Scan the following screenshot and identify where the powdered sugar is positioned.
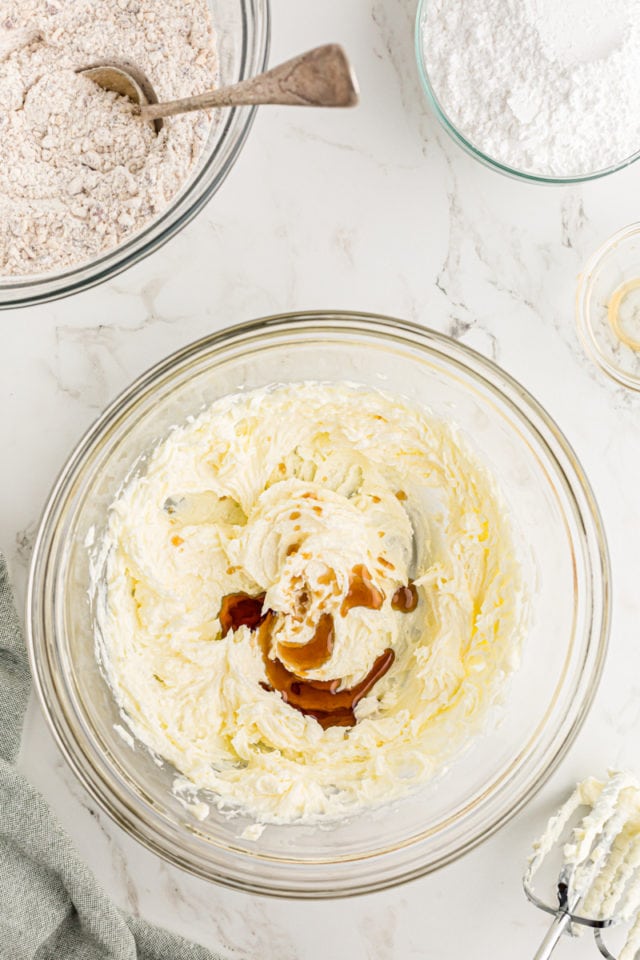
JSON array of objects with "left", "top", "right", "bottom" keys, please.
[
  {"left": 422, "top": 0, "right": 640, "bottom": 177},
  {"left": 0, "top": 0, "right": 217, "bottom": 276}
]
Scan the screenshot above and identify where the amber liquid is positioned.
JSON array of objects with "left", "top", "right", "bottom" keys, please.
[
  {"left": 217, "top": 569, "right": 416, "bottom": 730},
  {"left": 391, "top": 582, "right": 418, "bottom": 613},
  {"left": 260, "top": 613, "right": 394, "bottom": 729},
  {"left": 340, "top": 564, "right": 385, "bottom": 616},
  {"left": 218, "top": 592, "right": 267, "bottom": 638},
  {"left": 279, "top": 612, "right": 335, "bottom": 671}
]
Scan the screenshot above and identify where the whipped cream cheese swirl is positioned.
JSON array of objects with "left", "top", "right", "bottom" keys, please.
[{"left": 97, "top": 382, "right": 525, "bottom": 822}]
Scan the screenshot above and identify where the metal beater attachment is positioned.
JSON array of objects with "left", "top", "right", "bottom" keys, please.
[{"left": 523, "top": 772, "right": 640, "bottom": 960}]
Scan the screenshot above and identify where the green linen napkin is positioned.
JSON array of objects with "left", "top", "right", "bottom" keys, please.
[{"left": 0, "top": 555, "right": 221, "bottom": 960}]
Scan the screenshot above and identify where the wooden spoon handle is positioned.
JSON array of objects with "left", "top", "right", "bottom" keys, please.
[{"left": 141, "top": 44, "right": 358, "bottom": 121}]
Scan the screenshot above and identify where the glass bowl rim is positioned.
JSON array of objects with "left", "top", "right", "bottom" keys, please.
[
  {"left": 26, "top": 310, "right": 611, "bottom": 897},
  {"left": 414, "top": 0, "right": 640, "bottom": 185},
  {"left": 0, "top": 0, "right": 271, "bottom": 309},
  {"left": 576, "top": 221, "right": 640, "bottom": 391}
]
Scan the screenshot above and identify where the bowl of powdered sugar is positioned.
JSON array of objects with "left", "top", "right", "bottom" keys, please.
[
  {"left": 0, "top": 0, "right": 268, "bottom": 307},
  {"left": 416, "top": 0, "right": 640, "bottom": 182}
]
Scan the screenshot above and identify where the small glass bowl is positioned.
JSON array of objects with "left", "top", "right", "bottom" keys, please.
[
  {"left": 414, "top": 0, "right": 640, "bottom": 184},
  {"left": 577, "top": 223, "right": 640, "bottom": 391},
  {"left": 0, "top": 0, "right": 269, "bottom": 309},
  {"left": 27, "top": 312, "right": 610, "bottom": 897}
]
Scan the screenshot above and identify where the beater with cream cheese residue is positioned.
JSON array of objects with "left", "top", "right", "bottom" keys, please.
[
  {"left": 95, "top": 382, "right": 526, "bottom": 822},
  {"left": 526, "top": 773, "right": 640, "bottom": 960}
]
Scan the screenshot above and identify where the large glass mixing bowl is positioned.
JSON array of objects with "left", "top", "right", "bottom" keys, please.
[
  {"left": 0, "top": 0, "right": 269, "bottom": 309},
  {"left": 27, "top": 312, "right": 609, "bottom": 897}
]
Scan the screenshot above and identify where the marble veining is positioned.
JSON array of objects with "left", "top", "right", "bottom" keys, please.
[{"left": 3, "top": 0, "right": 640, "bottom": 956}]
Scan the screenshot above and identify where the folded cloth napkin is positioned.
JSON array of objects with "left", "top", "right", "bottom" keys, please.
[{"left": 0, "top": 555, "right": 220, "bottom": 960}]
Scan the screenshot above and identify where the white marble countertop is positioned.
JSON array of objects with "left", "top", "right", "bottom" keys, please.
[{"left": 3, "top": 1, "right": 640, "bottom": 957}]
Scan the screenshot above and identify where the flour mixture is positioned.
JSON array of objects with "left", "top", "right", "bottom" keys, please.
[
  {"left": 0, "top": 0, "right": 216, "bottom": 275},
  {"left": 96, "top": 382, "right": 526, "bottom": 823}
]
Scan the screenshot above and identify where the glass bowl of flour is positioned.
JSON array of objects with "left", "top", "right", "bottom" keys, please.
[
  {"left": 27, "top": 312, "right": 609, "bottom": 896},
  {"left": 0, "top": 0, "right": 269, "bottom": 308},
  {"left": 416, "top": 0, "right": 640, "bottom": 182}
]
